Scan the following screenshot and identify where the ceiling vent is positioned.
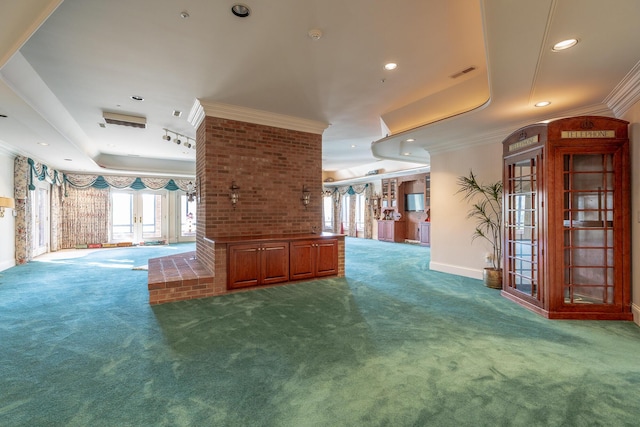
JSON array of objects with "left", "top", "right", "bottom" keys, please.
[
  {"left": 102, "top": 112, "right": 146, "bottom": 129},
  {"left": 450, "top": 66, "right": 477, "bottom": 79}
]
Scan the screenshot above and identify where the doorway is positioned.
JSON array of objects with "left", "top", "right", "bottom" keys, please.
[{"left": 111, "top": 190, "right": 166, "bottom": 243}]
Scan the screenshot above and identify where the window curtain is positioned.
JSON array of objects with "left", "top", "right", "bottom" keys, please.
[
  {"left": 13, "top": 157, "right": 66, "bottom": 263},
  {"left": 332, "top": 183, "right": 373, "bottom": 238},
  {"left": 13, "top": 156, "right": 32, "bottom": 264},
  {"left": 59, "top": 186, "right": 110, "bottom": 249}
]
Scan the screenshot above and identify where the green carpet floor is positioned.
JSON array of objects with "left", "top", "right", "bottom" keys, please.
[{"left": 1, "top": 238, "right": 639, "bottom": 426}]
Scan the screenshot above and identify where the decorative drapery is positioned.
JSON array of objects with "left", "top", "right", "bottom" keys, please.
[
  {"left": 28, "top": 158, "right": 64, "bottom": 190},
  {"left": 59, "top": 186, "right": 110, "bottom": 249},
  {"left": 326, "top": 183, "right": 373, "bottom": 238},
  {"left": 64, "top": 174, "right": 194, "bottom": 192},
  {"left": 14, "top": 156, "right": 32, "bottom": 264}
]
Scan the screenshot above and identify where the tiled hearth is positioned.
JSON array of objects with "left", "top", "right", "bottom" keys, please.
[{"left": 147, "top": 251, "right": 218, "bottom": 305}]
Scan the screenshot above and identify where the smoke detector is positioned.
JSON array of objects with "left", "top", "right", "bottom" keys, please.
[{"left": 308, "top": 29, "right": 322, "bottom": 40}]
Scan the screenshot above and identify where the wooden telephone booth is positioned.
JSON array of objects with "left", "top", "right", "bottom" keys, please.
[{"left": 502, "top": 116, "right": 632, "bottom": 320}]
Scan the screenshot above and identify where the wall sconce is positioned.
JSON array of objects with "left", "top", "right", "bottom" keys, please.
[
  {"left": 229, "top": 181, "right": 240, "bottom": 208},
  {"left": 0, "top": 197, "right": 15, "bottom": 218},
  {"left": 185, "top": 181, "right": 197, "bottom": 202},
  {"left": 301, "top": 186, "right": 311, "bottom": 209}
]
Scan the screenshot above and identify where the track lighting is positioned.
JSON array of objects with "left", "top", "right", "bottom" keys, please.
[{"left": 162, "top": 128, "right": 196, "bottom": 150}]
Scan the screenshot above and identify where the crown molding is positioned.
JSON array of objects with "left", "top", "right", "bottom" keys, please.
[
  {"left": 188, "top": 99, "right": 329, "bottom": 135},
  {"left": 604, "top": 60, "right": 640, "bottom": 118}
]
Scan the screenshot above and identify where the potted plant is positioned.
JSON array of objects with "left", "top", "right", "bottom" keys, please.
[{"left": 457, "top": 170, "right": 503, "bottom": 289}]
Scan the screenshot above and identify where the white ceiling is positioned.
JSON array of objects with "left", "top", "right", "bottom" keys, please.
[{"left": 0, "top": 0, "right": 639, "bottom": 179}]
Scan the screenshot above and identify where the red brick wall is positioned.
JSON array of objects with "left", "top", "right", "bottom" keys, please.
[
  {"left": 196, "top": 116, "right": 325, "bottom": 270},
  {"left": 196, "top": 116, "right": 323, "bottom": 242}
]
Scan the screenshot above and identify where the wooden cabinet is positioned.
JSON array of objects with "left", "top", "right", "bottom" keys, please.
[
  {"left": 377, "top": 220, "right": 406, "bottom": 242},
  {"left": 502, "top": 116, "right": 631, "bottom": 320},
  {"left": 227, "top": 235, "right": 341, "bottom": 290},
  {"left": 290, "top": 238, "right": 338, "bottom": 280},
  {"left": 419, "top": 222, "right": 430, "bottom": 246},
  {"left": 381, "top": 178, "right": 398, "bottom": 211},
  {"left": 228, "top": 241, "right": 289, "bottom": 289}
]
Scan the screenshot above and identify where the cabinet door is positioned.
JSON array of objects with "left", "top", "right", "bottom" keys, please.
[
  {"left": 261, "top": 242, "right": 289, "bottom": 284},
  {"left": 290, "top": 240, "right": 315, "bottom": 280},
  {"left": 228, "top": 243, "right": 260, "bottom": 289},
  {"left": 315, "top": 239, "right": 338, "bottom": 276},
  {"left": 383, "top": 221, "right": 394, "bottom": 241},
  {"left": 377, "top": 221, "right": 386, "bottom": 241},
  {"left": 420, "top": 222, "right": 430, "bottom": 246}
]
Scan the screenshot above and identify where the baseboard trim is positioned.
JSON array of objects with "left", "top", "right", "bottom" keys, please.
[
  {"left": 632, "top": 303, "right": 640, "bottom": 327},
  {"left": 429, "top": 261, "right": 482, "bottom": 280},
  {"left": 0, "top": 259, "right": 16, "bottom": 272}
]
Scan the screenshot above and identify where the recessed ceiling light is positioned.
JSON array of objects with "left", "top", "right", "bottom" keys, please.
[
  {"left": 351, "top": 144, "right": 357, "bottom": 148},
  {"left": 535, "top": 101, "right": 551, "bottom": 107},
  {"left": 231, "top": 4, "right": 250, "bottom": 17},
  {"left": 406, "top": 138, "right": 415, "bottom": 142},
  {"left": 552, "top": 39, "right": 578, "bottom": 52},
  {"left": 403, "top": 152, "right": 412, "bottom": 156},
  {"left": 64, "top": 158, "right": 72, "bottom": 161},
  {"left": 130, "top": 95, "right": 144, "bottom": 101},
  {"left": 37, "top": 142, "right": 49, "bottom": 146},
  {"left": 172, "top": 110, "right": 182, "bottom": 117},
  {"left": 384, "top": 63, "right": 397, "bottom": 71},
  {"left": 180, "top": 11, "right": 190, "bottom": 19}
]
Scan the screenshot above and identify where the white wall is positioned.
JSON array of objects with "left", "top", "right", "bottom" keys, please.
[
  {"left": 429, "top": 141, "right": 503, "bottom": 279},
  {"left": 621, "top": 102, "right": 640, "bottom": 326},
  {"left": 0, "top": 150, "right": 15, "bottom": 271}
]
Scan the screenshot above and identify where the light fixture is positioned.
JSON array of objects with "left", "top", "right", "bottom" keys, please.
[
  {"left": 130, "top": 95, "right": 144, "bottom": 101},
  {"left": 535, "top": 101, "right": 551, "bottom": 107},
  {"left": 229, "top": 181, "right": 240, "bottom": 208},
  {"left": 552, "top": 38, "right": 578, "bottom": 51},
  {"left": 231, "top": 4, "right": 250, "bottom": 17},
  {"left": 186, "top": 181, "right": 197, "bottom": 202},
  {"left": 301, "top": 186, "right": 311, "bottom": 209},
  {"left": 0, "top": 197, "right": 15, "bottom": 218},
  {"left": 162, "top": 128, "right": 196, "bottom": 149},
  {"left": 384, "top": 63, "right": 398, "bottom": 71},
  {"left": 308, "top": 29, "right": 322, "bottom": 40},
  {"left": 405, "top": 138, "right": 415, "bottom": 142}
]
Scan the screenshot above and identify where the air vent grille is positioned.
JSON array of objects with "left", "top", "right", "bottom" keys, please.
[
  {"left": 102, "top": 112, "right": 146, "bottom": 128},
  {"left": 450, "top": 66, "right": 477, "bottom": 79}
]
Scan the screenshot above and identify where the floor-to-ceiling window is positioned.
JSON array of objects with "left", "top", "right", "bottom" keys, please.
[
  {"left": 178, "top": 193, "right": 197, "bottom": 241},
  {"left": 323, "top": 194, "right": 333, "bottom": 231},
  {"left": 31, "top": 180, "right": 50, "bottom": 257},
  {"left": 111, "top": 190, "right": 166, "bottom": 243}
]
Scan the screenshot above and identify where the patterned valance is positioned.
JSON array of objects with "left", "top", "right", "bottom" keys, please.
[
  {"left": 64, "top": 174, "right": 195, "bottom": 192},
  {"left": 332, "top": 183, "right": 369, "bottom": 195},
  {"left": 28, "top": 158, "right": 63, "bottom": 190}
]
